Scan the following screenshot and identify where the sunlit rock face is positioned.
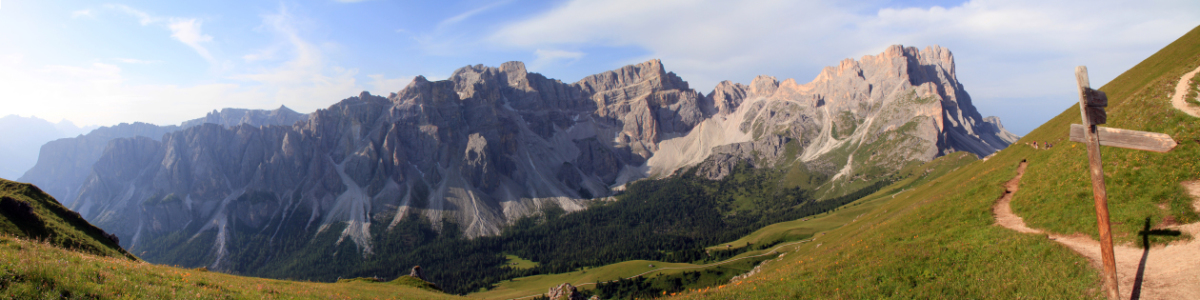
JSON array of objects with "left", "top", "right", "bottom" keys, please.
[
  {"left": 66, "top": 45, "right": 1015, "bottom": 270},
  {"left": 685, "top": 45, "right": 1019, "bottom": 180}
]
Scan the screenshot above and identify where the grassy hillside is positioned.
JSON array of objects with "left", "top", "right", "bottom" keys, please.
[
  {"left": 709, "top": 152, "right": 978, "bottom": 252},
  {"left": 1013, "top": 25, "right": 1200, "bottom": 244},
  {"left": 468, "top": 152, "right": 977, "bottom": 299},
  {"left": 0, "top": 179, "right": 134, "bottom": 260},
  {"left": 672, "top": 25, "right": 1200, "bottom": 299},
  {"left": 0, "top": 234, "right": 462, "bottom": 299}
]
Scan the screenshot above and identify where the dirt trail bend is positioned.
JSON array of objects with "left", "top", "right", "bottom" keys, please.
[
  {"left": 993, "top": 161, "right": 1200, "bottom": 300},
  {"left": 1170, "top": 64, "right": 1200, "bottom": 117}
]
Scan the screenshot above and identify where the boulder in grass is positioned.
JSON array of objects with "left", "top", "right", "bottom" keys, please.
[{"left": 548, "top": 283, "right": 585, "bottom": 300}]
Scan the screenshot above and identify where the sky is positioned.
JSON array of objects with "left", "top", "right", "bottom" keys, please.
[{"left": 0, "top": 0, "right": 1197, "bottom": 135}]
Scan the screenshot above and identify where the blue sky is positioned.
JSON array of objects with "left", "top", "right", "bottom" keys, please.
[{"left": 0, "top": 0, "right": 1197, "bottom": 135}]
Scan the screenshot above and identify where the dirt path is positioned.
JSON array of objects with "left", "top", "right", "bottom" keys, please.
[
  {"left": 993, "top": 161, "right": 1200, "bottom": 300},
  {"left": 1170, "top": 65, "right": 1200, "bottom": 118}
]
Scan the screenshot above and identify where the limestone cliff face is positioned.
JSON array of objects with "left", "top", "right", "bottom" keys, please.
[
  {"left": 66, "top": 45, "right": 1015, "bottom": 270},
  {"left": 681, "top": 45, "right": 1019, "bottom": 182}
]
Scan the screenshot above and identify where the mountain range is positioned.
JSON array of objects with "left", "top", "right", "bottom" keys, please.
[
  {"left": 18, "top": 106, "right": 308, "bottom": 209},
  {"left": 24, "top": 45, "right": 1015, "bottom": 274}
]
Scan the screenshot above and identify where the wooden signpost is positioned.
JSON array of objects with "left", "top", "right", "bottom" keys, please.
[
  {"left": 1068, "top": 124, "right": 1177, "bottom": 153},
  {"left": 1070, "top": 66, "right": 1177, "bottom": 300}
]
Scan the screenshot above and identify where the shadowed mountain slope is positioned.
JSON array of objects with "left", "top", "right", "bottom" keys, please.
[
  {"left": 18, "top": 106, "right": 308, "bottom": 208},
  {"left": 0, "top": 178, "right": 134, "bottom": 260}
]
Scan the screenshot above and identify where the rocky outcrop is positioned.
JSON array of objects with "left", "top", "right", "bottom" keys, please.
[
  {"left": 0, "top": 196, "right": 36, "bottom": 222},
  {"left": 694, "top": 135, "right": 790, "bottom": 180},
  {"left": 547, "top": 283, "right": 586, "bottom": 300},
  {"left": 64, "top": 45, "right": 1016, "bottom": 273},
  {"left": 409, "top": 266, "right": 426, "bottom": 281},
  {"left": 709, "top": 81, "right": 748, "bottom": 116}
]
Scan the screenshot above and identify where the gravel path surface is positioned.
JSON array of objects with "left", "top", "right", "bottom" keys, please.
[{"left": 994, "top": 161, "right": 1200, "bottom": 300}]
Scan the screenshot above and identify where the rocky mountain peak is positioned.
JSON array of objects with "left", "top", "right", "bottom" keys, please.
[
  {"left": 678, "top": 44, "right": 1017, "bottom": 180},
  {"left": 576, "top": 59, "right": 688, "bottom": 94},
  {"left": 179, "top": 105, "right": 308, "bottom": 129},
  {"left": 913, "top": 45, "right": 955, "bottom": 77},
  {"left": 498, "top": 61, "right": 535, "bottom": 91},
  {"left": 814, "top": 57, "right": 862, "bottom": 83},
  {"left": 749, "top": 75, "right": 780, "bottom": 98},
  {"left": 708, "top": 80, "right": 749, "bottom": 115},
  {"left": 499, "top": 61, "right": 528, "bottom": 76}
]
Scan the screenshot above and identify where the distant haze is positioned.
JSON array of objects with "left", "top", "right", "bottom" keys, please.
[{"left": 0, "top": 115, "right": 95, "bottom": 180}]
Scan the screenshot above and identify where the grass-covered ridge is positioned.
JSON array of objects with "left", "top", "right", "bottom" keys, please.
[
  {"left": 0, "top": 234, "right": 461, "bottom": 299},
  {"left": 674, "top": 24, "right": 1200, "bottom": 300},
  {"left": 0, "top": 179, "right": 134, "bottom": 260}
]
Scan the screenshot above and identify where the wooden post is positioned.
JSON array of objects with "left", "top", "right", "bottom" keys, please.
[{"left": 1076, "top": 66, "right": 1120, "bottom": 300}]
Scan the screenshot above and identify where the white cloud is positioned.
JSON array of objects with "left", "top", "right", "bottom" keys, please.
[
  {"left": 368, "top": 74, "right": 413, "bottom": 95},
  {"left": 105, "top": 4, "right": 157, "bottom": 25},
  {"left": 489, "top": 0, "right": 1200, "bottom": 134},
  {"left": 40, "top": 63, "right": 124, "bottom": 89},
  {"left": 114, "top": 58, "right": 159, "bottom": 64},
  {"left": 529, "top": 49, "right": 585, "bottom": 70},
  {"left": 0, "top": 54, "right": 264, "bottom": 126},
  {"left": 234, "top": 9, "right": 323, "bottom": 85},
  {"left": 168, "top": 18, "right": 216, "bottom": 63},
  {"left": 100, "top": 5, "right": 217, "bottom": 64},
  {"left": 0, "top": 5, "right": 414, "bottom": 127},
  {"left": 0, "top": 47, "right": 359, "bottom": 127},
  {"left": 241, "top": 45, "right": 281, "bottom": 62},
  {"left": 439, "top": 0, "right": 512, "bottom": 29},
  {"left": 229, "top": 6, "right": 370, "bottom": 110},
  {"left": 489, "top": 0, "right": 857, "bottom": 89},
  {"left": 857, "top": 0, "right": 1200, "bottom": 97},
  {"left": 71, "top": 9, "right": 93, "bottom": 18}
]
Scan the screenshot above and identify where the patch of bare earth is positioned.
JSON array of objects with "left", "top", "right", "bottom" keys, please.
[{"left": 993, "top": 162, "right": 1200, "bottom": 300}]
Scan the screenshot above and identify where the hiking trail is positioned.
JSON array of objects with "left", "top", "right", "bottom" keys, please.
[
  {"left": 1170, "top": 64, "right": 1200, "bottom": 118},
  {"left": 993, "top": 161, "right": 1200, "bottom": 300}
]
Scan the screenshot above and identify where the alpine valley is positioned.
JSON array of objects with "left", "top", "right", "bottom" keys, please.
[{"left": 17, "top": 45, "right": 1018, "bottom": 294}]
